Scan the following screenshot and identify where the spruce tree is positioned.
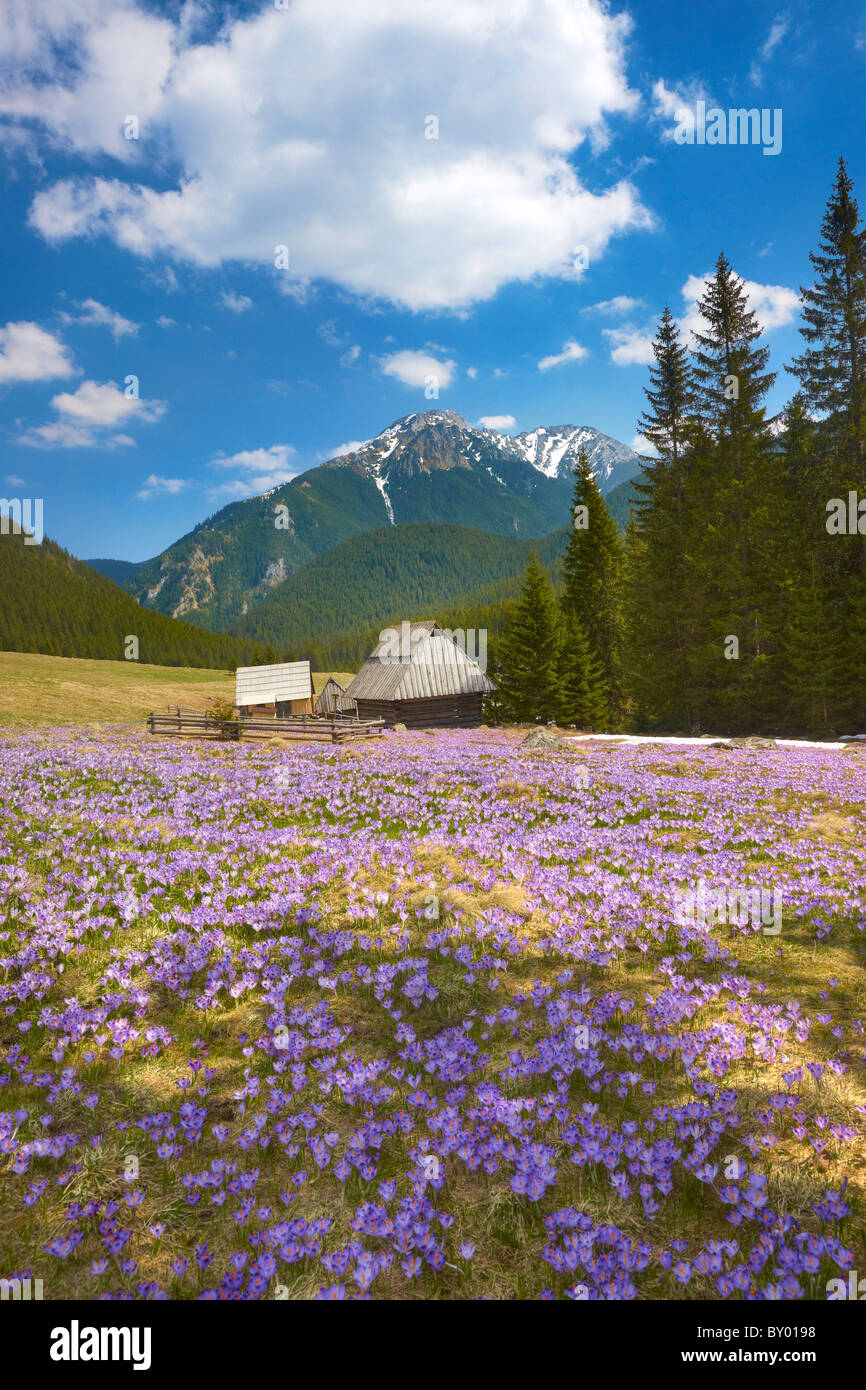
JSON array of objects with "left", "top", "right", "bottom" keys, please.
[
  {"left": 496, "top": 549, "right": 561, "bottom": 723},
  {"left": 561, "top": 449, "right": 624, "bottom": 723},
  {"left": 637, "top": 305, "right": 697, "bottom": 475},
  {"left": 627, "top": 309, "right": 701, "bottom": 730},
  {"left": 787, "top": 161, "right": 866, "bottom": 729},
  {"left": 776, "top": 395, "right": 842, "bottom": 734},
  {"left": 688, "top": 253, "right": 786, "bottom": 731},
  {"left": 557, "top": 619, "right": 608, "bottom": 730},
  {"left": 789, "top": 158, "right": 866, "bottom": 485}
]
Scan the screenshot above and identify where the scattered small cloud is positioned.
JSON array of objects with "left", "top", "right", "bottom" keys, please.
[
  {"left": 156, "top": 315, "right": 176, "bottom": 328},
  {"left": 210, "top": 444, "right": 296, "bottom": 472},
  {"left": 630, "top": 433, "right": 658, "bottom": 456},
  {"left": 21, "top": 421, "right": 136, "bottom": 450},
  {"left": 219, "top": 290, "right": 253, "bottom": 314},
  {"left": 466, "top": 366, "right": 478, "bottom": 379},
  {"left": 478, "top": 415, "right": 516, "bottom": 430},
  {"left": 148, "top": 266, "right": 180, "bottom": 293},
  {"left": 537, "top": 339, "right": 587, "bottom": 371},
  {"left": 603, "top": 325, "right": 655, "bottom": 366},
  {"left": 59, "top": 298, "right": 138, "bottom": 340},
  {"left": 381, "top": 349, "right": 456, "bottom": 390},
  {"left": 18, "top": 379, "right": 166, "bottom": 449},
  {"left": 50, "top": 380, "right": 166, "bottom": 428},
  {"left": 137, "top": 473, "right": 191, "bottom": 500},
  {"left": 651, "top": 77, "right": 713, "bottom": 142},
  {"left": 582, "top": 296, "right": 644, "bottom": 317},
  {"left": 339, "top": 344, "right": 361, "bottom": 366},
  {"left": 0, "top": 321, "right": 77, "bottom": 384},
  {"left": 326, "top": 440, "right": 369, "bottom": 459},
  {"left": 318, "top": 319, "right": 348, "bottom": 347},
  {"left": 208, "top": 443, "right": 297, "bottom": 498},
  {"left": 749, "top": 12, "right": 791, "bottom": 87},
  {"left": 5, "top": 474, "right": 26, "bottom": 487}
]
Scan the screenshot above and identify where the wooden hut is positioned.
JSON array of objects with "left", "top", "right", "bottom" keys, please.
[
  {"left": 314, "top": 676, "right": 357, "bottom": 717},
  {"left": 344, "top": 620, "right": 495, "bottom": 729},
  {"left": 236, "top": 660, "right": 312, "bottom": 717}
]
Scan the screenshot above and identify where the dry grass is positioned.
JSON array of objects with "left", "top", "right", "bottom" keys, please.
[{"left": 0, "top": 652, "right": 354, "bottom": 728}]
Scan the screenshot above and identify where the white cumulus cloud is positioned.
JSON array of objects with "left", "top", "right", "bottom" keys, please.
[
  {"left": 18, "top": 378, "right": 166, "bottom": 448},
  {"left": 603, "top": 325, "right": 655, "bottom": 366},
  {"left": 0, "top": 320, "right": 77, "bottom": 383},
  {"left": 207, "top": 443, "right": 297, "bottom": 499},
  {"left": 538, "top": 339, "right": 587, "bottom": 371},
  {"left": 478, "top": 415, "right": 516, "bottom": 430},
  {"left": 381, "top": 350, "right": 456, "bottom": 390},
  {"left": 9, "top": 0, "right": 650, "bottom": 312}
]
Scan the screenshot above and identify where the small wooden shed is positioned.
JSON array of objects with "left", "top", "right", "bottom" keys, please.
[
  {"left": 314, "top": 676, "right": 357, "bottom": 717},
  {"left": 236, "top": 660, "right": 313, "bottom": 717},
  {"left": 344, "top": 620, "right": 495, "bottom": 729}
]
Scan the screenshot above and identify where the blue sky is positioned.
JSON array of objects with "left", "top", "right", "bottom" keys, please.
[{"left": 1, "top": 0, "right": 864, "bottom": 562}]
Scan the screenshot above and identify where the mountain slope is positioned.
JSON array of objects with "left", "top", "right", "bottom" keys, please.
[
  {"left": 122, "top": 410, "right": 639, "bottom": 630},
  {"left": 229, "top": 520, "right": 570, "bottom": 668},
  {"left": 85, "top": 557, "right": 142, "bottom": 584},
  {"left": 604, "top": 476, "right": 641, "bottom": 530},
  {"left": 0, "top": 530, "right": 273, "bottom": 669}
]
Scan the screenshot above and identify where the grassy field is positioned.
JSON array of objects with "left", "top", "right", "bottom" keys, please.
[{"left": 0, "top": 653, "right": 355, "bottom": 727}]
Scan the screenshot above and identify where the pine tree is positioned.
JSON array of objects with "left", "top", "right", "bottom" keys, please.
[
  {"left": 789, "top": 158, "right": 866, "bottom": 485},
  {"left": 561, "top": 450, "right": 624, "bottom": 723},
  {"left": 496, "top": 549, "right": 561, "bottom": 722}
]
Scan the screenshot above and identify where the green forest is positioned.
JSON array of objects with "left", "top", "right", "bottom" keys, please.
[
  {"left": 0, "top": 531, "right": 279, "bottom": 670},
  {"left": 230, "top": 521, "right": 570, "bottom": 668},
  {"left": 493, "top": 159, "right": 866, "bottom": 738}
]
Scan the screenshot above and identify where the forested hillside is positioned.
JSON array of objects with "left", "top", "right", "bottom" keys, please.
[
  {"left": 230, "top": 521, "right": 570, "bottom": 667},
  {"left": 0, "top": 530, "right": 276, "bottom": 669}
]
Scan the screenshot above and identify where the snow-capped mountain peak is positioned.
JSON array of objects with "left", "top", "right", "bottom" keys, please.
[
  {"left": 318, "top": 409, "right": 640, "bottom": 529},
  {"left": 495, "top": 423, "right": 640, "bottom": 487}
]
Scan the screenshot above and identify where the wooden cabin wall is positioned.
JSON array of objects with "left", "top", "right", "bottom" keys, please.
[{"left": 354, "top": 694, "right": 485, "bottom": 729}]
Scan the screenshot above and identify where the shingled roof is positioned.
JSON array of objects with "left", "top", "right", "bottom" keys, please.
[{"left": 345, "top": 621, "right": 495, "bottom": 701}]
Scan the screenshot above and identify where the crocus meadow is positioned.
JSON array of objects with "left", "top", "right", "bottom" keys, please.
[{"left": 0, "top": 725, "right": 864, "bottom": 1300}]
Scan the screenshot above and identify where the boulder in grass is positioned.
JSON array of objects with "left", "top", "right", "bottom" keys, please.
[
  {"left": 392, "top": 722, "right": 408, "bottom": 733},
  {"left": 522, "top": 726, "right": 561, "bottom": 749},
  {"left": 725, "top": 735, "right": 778, "bottom": 749}
]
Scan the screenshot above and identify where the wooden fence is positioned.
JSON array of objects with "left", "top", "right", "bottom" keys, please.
[{"left": 147, "top": 708, "right": 384, "bottom": 744}]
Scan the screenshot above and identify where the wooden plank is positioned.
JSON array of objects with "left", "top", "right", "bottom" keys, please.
[{"left": 146, "top": 710, "right": 383, "bottom": 742}]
